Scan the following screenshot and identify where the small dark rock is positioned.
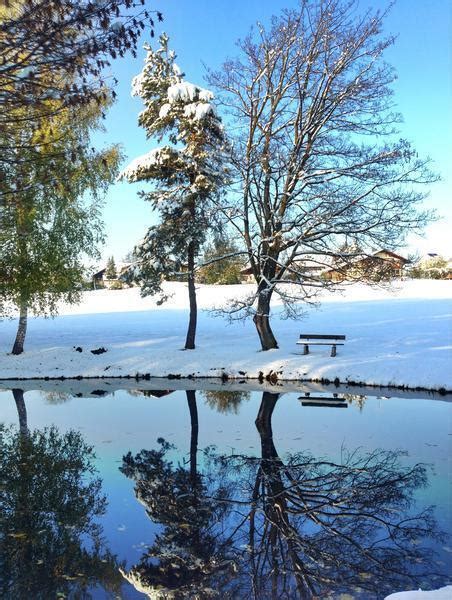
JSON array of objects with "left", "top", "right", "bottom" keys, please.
[
  {"left": 74, "top": 346, "right": 83, "bottom": 353},
  {"left": 91, "top": 390, "right": 107, "bottom": 396},
  {"left": 91, "top": 347, "right": 107, "bottom": 355},
  {"left": 265, "top": 371, "right": 278, "bottom": 384}
]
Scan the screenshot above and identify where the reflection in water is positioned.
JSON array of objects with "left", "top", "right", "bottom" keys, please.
[
  {"left": 120, "top": 390, "right": 236, "bottom": 598},
  {"left": 0, "top": 390, "right": 122, "bottom": 600},
  {"left": 202, "top": 389, "right": 251, "bottom": 414},
  {"left": 121, "top": 391, "right": 447, "bottom": 599}
]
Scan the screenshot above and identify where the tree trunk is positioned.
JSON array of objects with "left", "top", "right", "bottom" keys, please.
[
  {"left": 255, "top": 391, "right": 313, "bottom": 598},
  {"left": 12, "top": 300, "right": 28, "bottom": 355},
  {"left": 255, "top": 392, "right": 280, "bottom": 459},
  {"left": 13, "top": 388, "right": 29, "bottom": 437},
  {"left": 185, "top": 239, "right": 197, "bottom": 350},
  {"left": 186, "top": 390, "right": 199, "bottom": 485},
  {"left": 253, "top": 288, "right": 278, "bottom": 351}
]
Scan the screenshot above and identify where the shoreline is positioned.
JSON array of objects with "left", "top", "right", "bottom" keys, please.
[{"left": 0, "top": 374, "right": 450, "bottom": 398}]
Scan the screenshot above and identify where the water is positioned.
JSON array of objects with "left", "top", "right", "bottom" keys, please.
[{"left": 0, "top": 380, "right": 451, "bottom": 599}]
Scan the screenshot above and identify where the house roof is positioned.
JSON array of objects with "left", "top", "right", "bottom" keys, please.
[{"left": 373, "top": 249, "right": 409, "bottom": 263}]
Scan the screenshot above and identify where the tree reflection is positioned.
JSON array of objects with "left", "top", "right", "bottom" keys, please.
[
  {"left": 202, "top": 389, "right": 250, "bottom": 414},
  {"left": 0, "top": 390, "right": 122, "bottom": 599},
  {"left": 120, "top": 390, "right": 236, "bottom": 598},
  {"left": 121, "top": 390, "right": 447, "bottom": 599},
  {"left": 241, "top": 392, "right": 445, "bottom": 598}
]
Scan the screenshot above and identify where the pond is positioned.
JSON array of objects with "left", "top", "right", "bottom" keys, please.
[{"left": 0, "top": 380, "right": 451, "bottom": 599}]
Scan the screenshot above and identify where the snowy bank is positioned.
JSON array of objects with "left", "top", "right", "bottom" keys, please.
[
  {"left": 0, "top": 280, "right": 451, "bottom": 391},
  {"left": 385, "top": 586, "right": 452, "bottom": 599}
]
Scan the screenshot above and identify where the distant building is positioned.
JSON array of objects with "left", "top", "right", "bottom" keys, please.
[
  {"left": 92, "top": 262, "right": 133, "bottom": 289},
  {"left": 240, "top": 250, "right": 408, "bottom": 284},
  {"left": 323, "top": 250, "right": 409, "bottom": 282},
  {"left": 239, "top": 265, "right": 255, "bottom": 284},
  {"left": 92, "top": 267, "right": 107, "bottom": 289}
]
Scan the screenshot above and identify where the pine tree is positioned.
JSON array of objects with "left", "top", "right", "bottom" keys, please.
[
  {"left": 198, "top": 235, "right": 246, "bottom": 285},
  {"left": 105, "top": 256, "right": 117, "bottom": 280},
  {"left": 120, "top": 34, "right": 227, "bottom": 349}
]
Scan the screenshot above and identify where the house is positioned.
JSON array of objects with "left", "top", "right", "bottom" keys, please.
[
  {"left": 92, "top": 262, "right": 133, "bottom": 289},
  {"left": 240, "top": 257, "right": 328, "bottom": 284},
  {"left": 239, "top": 265, "right": 255, "bottom": 284},
  {"left": 323, "top": 250, "right": 409, "bottom": 282},
  {"left": 92, "top": 267, "right": 107, "bottom": 289}
]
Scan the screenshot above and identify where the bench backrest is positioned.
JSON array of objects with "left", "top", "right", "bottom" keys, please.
[{"left": 299, "top": 334, "right": 346, "bottom": 341}]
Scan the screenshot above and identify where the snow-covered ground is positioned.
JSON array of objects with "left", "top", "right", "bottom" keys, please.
[
  {"left": 385, "top": 586, "right": 452, "bottom": 599},
  {"left": 0, "top": 280, "right": 451, "bottom": 391}
]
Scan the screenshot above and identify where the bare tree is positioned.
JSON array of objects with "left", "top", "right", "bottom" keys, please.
[
  {"left": 210, "top": 0, "right": 436, "bottom": 349},
  {"left": 0, "top": 0, "right": 161, "bottom": 137}
]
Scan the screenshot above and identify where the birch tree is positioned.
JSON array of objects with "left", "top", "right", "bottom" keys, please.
[
  {"left": 0, "top": 97, "right": 119, "bottom": 355},
  {"left": 210, "top": 0, "right": 436, "bottom": 350},
  {"left": 120, "top": 34, "right": 227, "bottom": 349}
]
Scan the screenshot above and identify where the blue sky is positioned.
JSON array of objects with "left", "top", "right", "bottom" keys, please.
[{"left": 95, "top": 0, "right": 451, "bottom": 264}]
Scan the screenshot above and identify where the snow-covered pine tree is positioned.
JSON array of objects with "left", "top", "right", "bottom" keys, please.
[{"left": 119, "top": 34, "right": 227, "bottom": 349}]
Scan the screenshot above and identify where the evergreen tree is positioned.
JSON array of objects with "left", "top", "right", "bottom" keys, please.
[
  {"left": 198, "top": 235, "right": 246, "bottom": 285},
  {"left": 105, "top": 256, "right": 117, "bottom": 280},
  {"left": 120, "top": 34, "right": 227, "bottom": 349}
]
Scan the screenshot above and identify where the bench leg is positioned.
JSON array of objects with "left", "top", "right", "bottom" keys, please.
[
  {"left": 303, "top": 344, "right": 309, "bottom": 355},
  {"left": 331, "top": 345, "right": 336, "bottom": 357}
]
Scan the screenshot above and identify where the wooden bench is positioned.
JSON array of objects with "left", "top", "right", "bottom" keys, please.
[
  {"left": 297, "top": 334, "right": 346, "bottom": 357},
  {"left": 299, "top": 394, "right": 347, "bottom": 408}
]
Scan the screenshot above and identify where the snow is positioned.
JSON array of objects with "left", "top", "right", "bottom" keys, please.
[
  {"left": 194, "top": 102, "right": 214, "bottom": 120},
  {"left": 166, "top": 81, "right": 214, "bottom": 107},
  {"left": 118, "top": 146, "right": 174, "bottom": 182},
  {"left": 385, "top": 586, "right": 452, "bottom": 599},
  {"left": 158, "top": 103, "right": 171, "bottom": 119},
  {"left": 184, "top": 101, "right": 214, "bottom": 120},
  {"left": 198, "top": 88, "right": 214, "bottom": 102},
  {"left": 0, "top": 280, "right": 451, "bottom": 390},
  {"left": 172, "top": 63, "right": 182, "bottom": 76},
  {"left": 167, "top": 81, "right": 199, "bottom": 102}
]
